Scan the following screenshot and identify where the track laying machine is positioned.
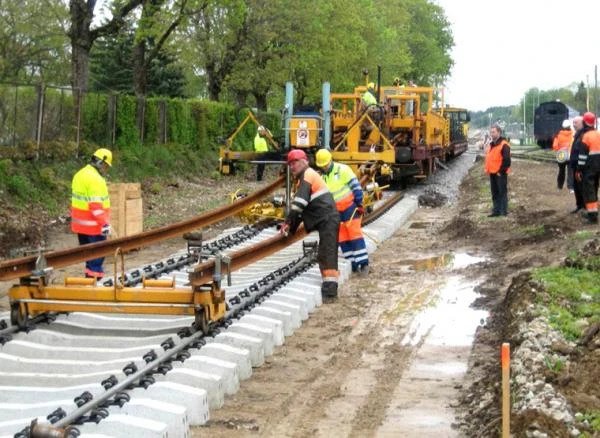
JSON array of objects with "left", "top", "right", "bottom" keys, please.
[{"left": 219, "top": 76, "right": 470, "bottom": 187}]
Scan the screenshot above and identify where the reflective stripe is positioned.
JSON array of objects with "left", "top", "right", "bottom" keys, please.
[
  {"left": 310, "top": 188, "right": 329, "bottom": 201},
  {"left": 72, "top": 218, "right": 99, "bottom": 226},
  {"left": 291, "top": 204, "right": 302, "bottom": 212},
  {"left": 322, "top": 276, "right": 339, "bottom": 283},
  {"left": 589, "top": 151, "right": 600, "bottom": 155},
  {"left": 294, "top": 197, "right": 308, "bottom": 207},
  {"left": 91, "top": 209, "right": 105, "bottom": 217}
]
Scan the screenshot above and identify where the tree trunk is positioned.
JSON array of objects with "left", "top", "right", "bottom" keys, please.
[
  {"left": 69, "top": 0, "right": 95, "bottom": 93},
  {"left": 253, "top": 92, "right": 268, "bottom": 112},
  {"left": 206, "top": 61, "right": 221, "bottom": 101}
]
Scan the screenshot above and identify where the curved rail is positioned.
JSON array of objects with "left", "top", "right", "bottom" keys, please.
[{"left": 0, "top": 176, "right": 285, "bottom": 281}]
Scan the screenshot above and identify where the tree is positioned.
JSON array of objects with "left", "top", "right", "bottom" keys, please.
[
  {"left": 184, "top": 0, "right": 249, "bottom": 101},
  {"left": 0, "top": 0, "right": 70, "bottom": 84},
  {"left": 68, "top": 0, "right": 143, "bottom": 94},
  {"left": 90, "top": 30, "right": 186, "bottom": 97}
]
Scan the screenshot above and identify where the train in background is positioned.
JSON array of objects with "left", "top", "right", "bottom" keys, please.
[
  {"left": 534, "top": 101, "right": 579, "bottom": 148},
  {"left": 219, "top": 79, "right": 470, "bottom": 185}
]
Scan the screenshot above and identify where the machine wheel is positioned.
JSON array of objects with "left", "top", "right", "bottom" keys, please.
[
  {"left": 195, "top": 308, "right": 209, "bottom": 334},
  {"left": 10, "top": 303, "right": 28, "bottom": 328}
]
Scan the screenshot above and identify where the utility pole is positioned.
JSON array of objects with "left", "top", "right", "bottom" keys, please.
[{"left": 523, "top": 97, "right": 527, "bottom": 144}]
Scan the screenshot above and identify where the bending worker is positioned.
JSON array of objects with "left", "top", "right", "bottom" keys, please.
[
  {"left": 316, "top": 148, "right": 369, "bottom": 276},
  {"left": 254, "top": 125, "right": 270, "bottom": 181},
  {"left": 280, "top": 149, "right": 341, "bottom": 300},
  {"left": 71, "top": 148, "right": 112, "bottom": 278}
]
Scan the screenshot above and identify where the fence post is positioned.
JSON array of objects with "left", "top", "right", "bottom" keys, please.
[
  {"left": 75, "top": 88, "right": 82, "bottom": 156},
  {"left": 35, "top": 83, "right": 45, "bottom": 159},
  {"left": 108, "top": 94, "right": 116, "bottom": 146},
  {"left": 137, "top": 96, "right": 145, "bottom": 143},
  {"left": 159, "top": 100, "right": 167, "bottom": 144},
  {"left": 12, "top": 85, "right": 18, "bottom": 147}
]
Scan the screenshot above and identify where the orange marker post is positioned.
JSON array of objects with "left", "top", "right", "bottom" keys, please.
[{"left": 501, "top": 342, "right": 510, "bottom": 438}]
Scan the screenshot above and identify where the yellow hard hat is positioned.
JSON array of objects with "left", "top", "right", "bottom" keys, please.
[
  {"left": 368, "top": 82, "right": 375, "bottom": 89},
  {"left": 93, "top": 148, "right": 113, "bottom": 167},
  {"left": 315, "top": 149, "right": 332, "bottom": 168}
]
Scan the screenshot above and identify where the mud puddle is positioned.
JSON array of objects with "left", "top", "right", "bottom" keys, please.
[{"left": 376, "top": 254, "right": 488, "bottom": 437}]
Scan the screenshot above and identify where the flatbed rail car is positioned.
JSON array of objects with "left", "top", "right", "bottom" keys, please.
[{"left": 329, "top": 83, "right": 468, "bottom": 182}]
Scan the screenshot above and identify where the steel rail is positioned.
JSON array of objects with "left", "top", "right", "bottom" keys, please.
[
  {"left": 0, "top": 176, "right": 285, "bottom": 281},
  {"left": 189, "top": 191, "right": 404, "bottom": 286}
]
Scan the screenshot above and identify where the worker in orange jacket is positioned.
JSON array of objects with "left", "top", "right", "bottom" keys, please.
[
  {"left": 280, "top": 149, "right": 341, "bottom": 300},
  {"left": 484, "top": 124, "right": 511, "bottom": 217},
  {"left": 552, "top": 119, "right": 574, "bottom": 191},
  {"left": 576, "top": 112, "right": 600, "bottom": 224}
]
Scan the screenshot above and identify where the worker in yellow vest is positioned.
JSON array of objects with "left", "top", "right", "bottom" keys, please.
[
  {"left": 316, "top": 149, "right": 369, "bottom": 276},
  {"left": 71, "top": 148, "right": 112, "bottom": 278},
  {"left": 254, "top": 125, "right": 269, "bottom": 181}
]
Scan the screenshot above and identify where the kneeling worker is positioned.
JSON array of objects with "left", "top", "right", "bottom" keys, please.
[
  {"left": 316, "top": 149, "right": 369, "bottom": 275},
  {"left": 280, "top": 149, "right": 341, "bottom": 300},
  {"left": 71, "top": 148, "right": 113, "bottom": 278}
]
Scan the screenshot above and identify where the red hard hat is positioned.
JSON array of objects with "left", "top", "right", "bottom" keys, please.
[
  {"left": 583, "top": 112, "right": 596, "bottom": 127},
  {"left": 286, "top": 149, "right": 308, "bottom": 164}
]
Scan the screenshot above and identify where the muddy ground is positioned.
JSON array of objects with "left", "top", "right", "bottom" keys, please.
[{"left": 1, "top": 153, "right": 598, "bottom": 437}]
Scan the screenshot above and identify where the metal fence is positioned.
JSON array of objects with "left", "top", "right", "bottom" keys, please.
[{"left": 0, "top": 83, "right": 172, "bottom": 149}]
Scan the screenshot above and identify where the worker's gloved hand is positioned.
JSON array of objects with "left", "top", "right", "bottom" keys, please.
[
  {"left": 101, "top": 224, "right": 111, "bottom": 237},
  {"left": 575, "top": 171, "right": 582, "bottom": 182},
  {"left": 355, "top": 205, "right": 365, "bottom": 216},
  {"left": 279, "top": 223, "right": 290, "bottom": 237}
]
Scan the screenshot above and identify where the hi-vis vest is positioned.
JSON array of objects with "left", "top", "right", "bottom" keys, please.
[
  {"left": 254, "top": 133, "right": 268, "bottom": 152},
  {"left": 71, "top": 164, "right": 110, "bottom": 236},
  {"left": 553, "top": 129, "right": 573, "bottom": 163},
  {"left": 484, "top": 140, "right": 511, "bottom": 175},
  {"left": 322, "top": 162, "right": 362, "bottom": 212}
]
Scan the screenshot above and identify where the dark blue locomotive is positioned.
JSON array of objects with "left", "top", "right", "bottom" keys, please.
[{"left": 534, "top": 101, "right": 569, "bottom": 148}]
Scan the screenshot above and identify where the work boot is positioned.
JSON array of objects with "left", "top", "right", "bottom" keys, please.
[
  {"left": 586, "top": 212, "right": 598, "bottom": 224},
  {"left": 321, "top": 281, "right": 338, "bottom": 302},
  {"left": 357, "top": 264, "right": 369, "bottom": 277}
]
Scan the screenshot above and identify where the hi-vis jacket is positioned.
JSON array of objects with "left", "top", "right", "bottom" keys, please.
[
  {"left": 321, "top": 162, "right": 363, "bottom": 213},
  {"left": 287, "top": 167, "right": 338, "bottom": 233},
  {"left": 577, "top": 127, "right": 600, "bottom": 172},
  {"left": 254, "top": 133, "right": 268, "bottom": 152},
  {"left": 484, "top": 138, "right": 511, "bottom": 175},
  {"left": 552, "top": 129, "right": 573, "bottom": 152},
  {"left": 71, "top": 164, "right": 110, "bottom": 236}
]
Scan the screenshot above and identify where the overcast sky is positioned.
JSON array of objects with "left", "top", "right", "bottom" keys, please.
[{"left": 435, "top": 0, "right": 600, "bottom": 112}]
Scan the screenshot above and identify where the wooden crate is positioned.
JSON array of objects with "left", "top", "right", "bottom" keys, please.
[{"left": 108, "top": 183, "right": 143, "bottom": 238}]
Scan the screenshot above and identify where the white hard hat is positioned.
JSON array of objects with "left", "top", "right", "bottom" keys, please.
[{"left": 562, "top": 119, "right": 571, "bottom": 129}]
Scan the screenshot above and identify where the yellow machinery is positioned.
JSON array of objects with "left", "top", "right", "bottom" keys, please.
[
  {"left": 218, "top": 110, "right": 279, "bottom": 175},
  {"left": 230, "top": 189, "right": 286, "bottom": 224},
  {"left": 329, "top": 82, "right": 451, "bottom": 182},
  {"left": 8, "top": 248, "right": 226, "bottom": 333},
  {"left": 439, "top": 106, "right": 470, "bottom": 157}
]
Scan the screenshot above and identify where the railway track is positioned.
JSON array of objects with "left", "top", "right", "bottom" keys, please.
[{"left": 0, "top": 183, "right": 416, "bottom": 437}]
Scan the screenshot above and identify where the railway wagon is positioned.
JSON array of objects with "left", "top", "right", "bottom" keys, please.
[{"left": 534, "top": 101, "right": 569, "bottom": 149}]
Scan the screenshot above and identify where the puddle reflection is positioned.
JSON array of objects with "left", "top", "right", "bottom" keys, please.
[{"left": 401, "top": 276, "right": 488, "bottom": 347}]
